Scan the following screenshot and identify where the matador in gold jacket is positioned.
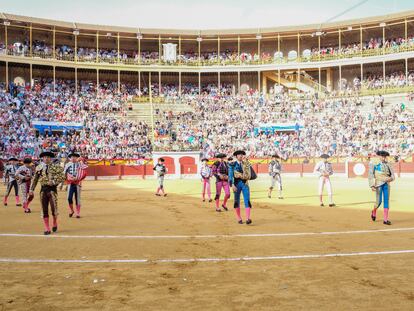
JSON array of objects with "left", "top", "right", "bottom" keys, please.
[{"left": 30, "top": 151, "right": 65, "bottom": 235}]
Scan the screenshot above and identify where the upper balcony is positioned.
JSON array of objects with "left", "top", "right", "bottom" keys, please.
[{"left": 1, "top": 10, "right": 414, "bottom": 70}]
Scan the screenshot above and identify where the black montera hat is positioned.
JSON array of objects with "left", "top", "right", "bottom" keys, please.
[
  {"left": 23, "top": 158, "right": 32, "bottom": 164},
  {"left": 233, "top": 150, "right": 246, "bottom": 156},
  {"left": 376, "top": 150, "right": 390, "bottom": 157},
  {"left": 39, "top": 151, "right": 55, "bottom": 158}
]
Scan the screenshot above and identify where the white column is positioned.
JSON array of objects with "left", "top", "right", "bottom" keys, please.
[
  {"left": 405, "top": 58, "right": 408, "bottom": 84},
  {"left": 237, "top": 71, "right": 240, "bottom": 95},
  {"left": 179, "top": 72, "right": 182, "bottom": 96},
  {"left": 173, "top": 156, "right": 181, "bottom": 179},
  {"left": 194, "top": 154, "right": 200, "bottom": 176},
  {"left": 118, "top": 70, "right": 121, "bottom": 93},
  {"left": 53, "top": 66, "right": 56, "bottom": 93},
  {"left": 96, "top": 69, "right": 99, "bottom": 93},
  {"left": 75, "top": 68, "right": 78, "bottom": 94},
  {"left": 138, "top": 71, "right": 141, "bottom": 96}
]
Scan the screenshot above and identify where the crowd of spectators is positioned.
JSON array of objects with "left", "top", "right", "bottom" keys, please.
[
  {"left": 311, "top": 36, "right": 414, "bottom": 59},
  {"left": 338, "top": 71, "right": 414, "bottom": 92},
  {"left": 1, "top": 72, "right": 413, "bottom": 161},
  {"left": 152, "top": 92, "right": 414, "bottom": 160},
  {"left": 0, "top": 81, "right": 151, "bottom": 159}
]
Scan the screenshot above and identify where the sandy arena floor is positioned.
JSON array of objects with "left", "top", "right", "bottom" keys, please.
[{"left": 0, "top": 178, "right": 413, "bottom": 310}]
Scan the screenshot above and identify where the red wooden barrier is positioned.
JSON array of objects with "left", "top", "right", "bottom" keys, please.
[
  {"left": 165, "top": 164, "right": 175, "bottom": 175},
  {"left": 257, "top": 164, "right": 268, "bottom": 174},
  {"left": 284, "top": 164, "right": 304, "bottom": 176},
  {"left": 400, "top": 162, "right": 414, "bottom": 173},
  {"left": 162, "top": 157, "right": 175, "bottom": 175},
  {"left": 145, "top": 164, "right": 154, "bottom": 176},
  {"left": 302, "top": 164, "right": 314, "bottom": 174},
  {"left": 253, "top": 164, "right": 259, "bottom": 175},
  {"left": 348, "top": 162, "right": 369, "bottom": 178},
  {"left": 95, "top": 166, "right": 120, "bottom": 178},
  {"left": 332, "top": 163, "right": 346, "bottom": 173},
  {"left": 78, "top": 161, "right": 414, "bottom": 179},
  {"left": 86, "top": 166, "right": 97, "bottom": 180},
  {"left": 180, "top": 157, "right": 196, "bottom": 174},
  {"left": 180, "top": 156, "right": 196, "bottom": 165},
  {"left": 123, "top": 165, "right": 145, "bottom": 176},
  {"left": 348, "top": 162, "right": 405, "bottom": 178}
]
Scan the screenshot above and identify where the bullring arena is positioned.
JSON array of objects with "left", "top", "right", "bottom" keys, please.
[
  {"left": 1, "top": 1, "right": 414, "bottom": 310},
  {"left": 1, "top": 176, "right": 414, "bottom": 310}
]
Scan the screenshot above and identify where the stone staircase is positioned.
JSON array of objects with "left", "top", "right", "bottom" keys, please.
[
  {"left": 152, "top": 101, "right": 196, "bottom": 125},
  {"left": 382, "top": 94, "right": 408, "bottom": 107},
  {"left": 358, "top": 94, "right": 407, "bottom": 114},
  {"left": 126, "top": 102, "right": 153, "bottom": 124},
  {"left": 263, "top": 71, "right": 327, "bottom": 96},
  {"left": 125, "top": 99, "right": 198, "bottom": 142}
]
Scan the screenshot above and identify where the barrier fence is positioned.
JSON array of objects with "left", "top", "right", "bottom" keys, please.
[
  {"left": 82, "top": 161, "right": 414, "bottom": 180},
  {"left": 83, "top": 155, "right": 414, "bottom": 166},
  {"left": 1, "top": 158, "right": 414, "bottom": 180}
]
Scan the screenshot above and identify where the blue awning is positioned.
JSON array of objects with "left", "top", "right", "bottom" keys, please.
[
  {"left": 32, "top": 121, "right": 83, "bottom": 134},
  {"left": 254, "top": 123, "right": 303, "bottom": 134}
]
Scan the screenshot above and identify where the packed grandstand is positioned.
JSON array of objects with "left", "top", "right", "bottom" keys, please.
[{"left": 0, "top": 11, "right": 414, "bottom": 162}]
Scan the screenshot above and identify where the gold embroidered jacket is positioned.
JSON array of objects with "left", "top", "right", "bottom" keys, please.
[{"left": 30, "top": 163, "right": 65, "bottom": 191}]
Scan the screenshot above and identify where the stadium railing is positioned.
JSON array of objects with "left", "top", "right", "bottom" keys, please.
[
  {"left": 3, "top": 42, "right": 414, "bottom": 66},
  {"left": 359, "top": 85, "right": 414, "bottom": 96}
]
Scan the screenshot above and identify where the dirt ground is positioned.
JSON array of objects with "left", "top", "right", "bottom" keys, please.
[{"left": 0, "top": 179, "right": 414, "bottom": 311}]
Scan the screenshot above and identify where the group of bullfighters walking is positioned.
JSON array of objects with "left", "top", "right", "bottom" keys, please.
[
  {"left": 3, "top": 151, "right": 87, "bottom": 235},
  {"left": 198, "top": 150, "right": 256, "bottom": 224},
  {"left": 312, "top": 150, "right": 395, "bottom": 225},
  {"left": 154, "top": 151, "right": 257, "bottom": 224},
  {"left": 194, "top": 150, "right": 395, "bottom": 226},
  {"left": 3, "top": 149, "right": 396, "bottom": 233}
]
